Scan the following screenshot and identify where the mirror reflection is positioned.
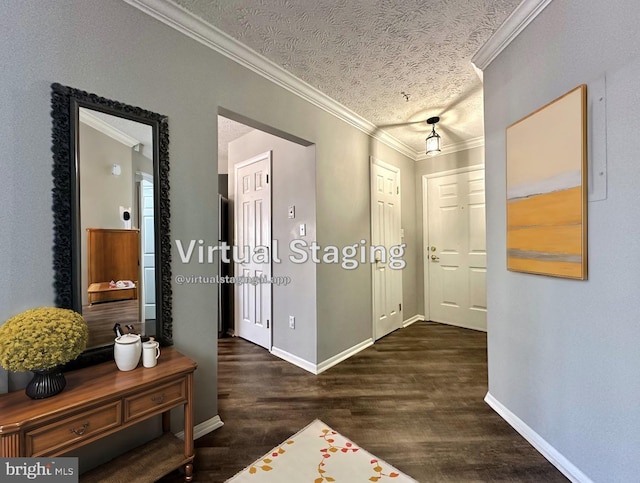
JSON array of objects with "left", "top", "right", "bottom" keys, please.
[
  {"left": 51, "top": 82, "right": 172, "bottom": 367},
  {"left": 78, "top": 108, "right": 155, "bottom": 349}
]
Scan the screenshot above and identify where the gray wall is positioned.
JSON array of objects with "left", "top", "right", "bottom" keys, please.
[
  {"left": 315, "top": 137, "right": 418, "bottom": 361},
  {"left": 414, "top": 146, "right": 485, "bottom": 316},
  {"left": 228, "top": 129, "right": 420, "bottom": 366},
  {"left": 228, "top": 129, "right": 318, "bottom": 364},
  {"left": 483, "top": 1, "right": 640, "bottom": 481},
  {"left": 1, "top": 0, "right": 222, "bottom": 465}
]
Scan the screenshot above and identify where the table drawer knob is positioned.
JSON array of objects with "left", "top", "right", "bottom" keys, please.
[
  {"left": 151, "top": 393, "right": 166, "bottom": 404},
  {"left": 69, "top": 422, "right": 89, "bottom": 436}
]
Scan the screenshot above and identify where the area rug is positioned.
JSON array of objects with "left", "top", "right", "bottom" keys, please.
[{"left": 226, "top": 419, "right": 417, "bottom": 482}]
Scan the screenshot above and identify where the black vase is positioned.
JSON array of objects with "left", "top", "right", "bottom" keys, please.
[{"left": 25, "top": 366, "right": 66, "bottom": 399}]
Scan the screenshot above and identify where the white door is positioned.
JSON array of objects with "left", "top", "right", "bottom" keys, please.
[
  {"left": 234, "top": 152, "right": 272, "bottom": 349},
  {"left": 371, "top": 158, "right": 403, "bottom": 340},
  {"left": 140, "top": 179, "right": 155, "bottom": 321},
  {"left": 427, "top": 169, "right": 486, "bottom": 331}
]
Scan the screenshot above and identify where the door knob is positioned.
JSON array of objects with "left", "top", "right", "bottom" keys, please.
[{"left": 431, "top": 255, "right": 440, "bottom": 261}]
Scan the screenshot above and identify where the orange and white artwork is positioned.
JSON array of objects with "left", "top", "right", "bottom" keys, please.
[{"left": 506, "top": 85, "right": 587, "bottom": 279}]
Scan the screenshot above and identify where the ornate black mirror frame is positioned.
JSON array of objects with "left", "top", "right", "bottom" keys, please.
[{"left": 51, "top": 83, "right": 172, "bottom": 369}]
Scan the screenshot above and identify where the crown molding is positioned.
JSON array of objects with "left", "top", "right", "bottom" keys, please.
[
  {"left": 471, "top": 0, "right": 554, "bottom": 71},
  {"left": 79, "top": 109, "right": 140, "bottom": 147},
  {"left": 122, "top": 0, "right": 418, "bottom": 160},
  {"left": 415, "top": 136, "right": 484, "bottom": 162}
]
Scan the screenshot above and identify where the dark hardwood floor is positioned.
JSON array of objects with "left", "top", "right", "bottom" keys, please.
[
  {"left": 161, "top": 321, "right": 567, "bottom": 482},
  {"left": 82, "top": 300, "right": 150, "bottom": 348},
  {"left": 83, "top": 299, "right": 140, "bottom": 348}
]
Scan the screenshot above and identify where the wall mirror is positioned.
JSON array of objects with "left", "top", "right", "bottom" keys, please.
[{"left": 51, "top": 83, "right": 172, "bottom": 368}]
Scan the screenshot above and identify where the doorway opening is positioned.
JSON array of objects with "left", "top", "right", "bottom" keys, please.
[{"left": 217, "top": 111, "right": 317, "bottom": 366}]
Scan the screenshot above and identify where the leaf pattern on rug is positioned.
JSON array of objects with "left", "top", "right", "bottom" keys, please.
[
  {"left": 226, "top": 420, "right": 416, "bottom": 482},
  {"left": 314, "top": 428, "right": 362, "bottom": 482},
  {"left": 369, "top": 458, "right": 401, "bottom": 481},
  {"left": 248, "top": 440, "right": 295, "bottom": 474}
]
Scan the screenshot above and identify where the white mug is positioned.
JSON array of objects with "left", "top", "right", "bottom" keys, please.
[{"left": 142, "top": 340, "right": 160, "bottom": 368}]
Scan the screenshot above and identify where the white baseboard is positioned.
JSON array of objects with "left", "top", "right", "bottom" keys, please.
[
  {"left": 272, "top": 338, "right": 374, "bottom": 375},
  {"left": 241, "top": 318, "right": 421, "bottom": 376},
  {"left": 316, "top": 338, "right": 374, "bottom": 374},
  {"left": 403, "top": 314, "right": 424, "bottom": 328},
  {"left": 270, "top": 346, "right": 317, "bottom": 374},
  {"left": 175, "top": 414, "right": 224, "bottom": 441},
  {"left": 485, "top": 392, "right": 592, "bottom": 483}
]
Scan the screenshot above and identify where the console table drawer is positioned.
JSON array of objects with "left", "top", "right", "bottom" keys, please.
[
  {"left": 26, "top": 401, "right": 122, "bottom": 456},
  {"left": 0, "top": 349, "right": 196, "bottom": 482},
  {"left": 124, "top": 379, "right": 186, "bottom": 421}
]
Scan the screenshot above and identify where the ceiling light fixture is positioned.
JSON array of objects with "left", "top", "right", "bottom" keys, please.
[{"left": 425, "top": 116, "right": 441, "bottom": 156}]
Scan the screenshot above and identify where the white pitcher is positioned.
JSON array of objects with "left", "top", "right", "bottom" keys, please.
[
  {"left": 142, "top": 338, "right": 161, "bottom": 368},
  {"left": 114, "top": 333, "right": 142, "bottom": 371}
]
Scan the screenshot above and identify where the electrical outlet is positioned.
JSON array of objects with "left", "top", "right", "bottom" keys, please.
[{"left": 289, "top": 316, "right": 295, "bottom": 329}]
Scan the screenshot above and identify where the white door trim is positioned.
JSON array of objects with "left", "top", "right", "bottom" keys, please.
[
  {"left": 137, "top": 173, "right": 155, "bottom": 323},
  {"left": 422, "top": 164, "right": 484, "bottom": 324},
  {"left": 422, "top": 176, "right": 430, "bottom": 322},
  {"left": 370, "top": 156, "right": 402, "bottom": 341},
  {"left": 234, "top": 151, "right": 271, "bottom": 170},
  {"left": 371, "top": 157, "right": 400, "bottom": 175}
]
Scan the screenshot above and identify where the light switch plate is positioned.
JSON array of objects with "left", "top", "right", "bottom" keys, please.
[
  {"left": 288, "top": 205, "right": 295, "bottom": 219},
  {"left": 299, "top": 224, "right": 306, "bottom": 236}
]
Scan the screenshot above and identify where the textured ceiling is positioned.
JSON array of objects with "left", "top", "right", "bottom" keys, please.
[{"left": 175, "top": 0, "right": 521, "bottom": 155}]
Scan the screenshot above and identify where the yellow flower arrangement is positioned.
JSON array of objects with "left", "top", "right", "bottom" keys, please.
[{"left": 0, "top": 307, "right": 88, "bottom": 372}]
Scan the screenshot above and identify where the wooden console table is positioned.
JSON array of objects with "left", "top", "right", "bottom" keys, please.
[{"left": 0, "top": 348, "right": 197, "bottom": 482}]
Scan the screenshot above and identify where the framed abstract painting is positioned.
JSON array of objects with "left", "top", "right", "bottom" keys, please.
[{"left": 506, "top": 85, "right": 588, "bottom": 279}]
